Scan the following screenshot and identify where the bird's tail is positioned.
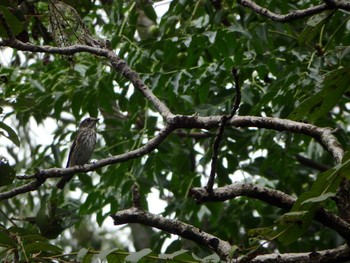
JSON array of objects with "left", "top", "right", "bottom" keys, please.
[{"left": 57, "top": 175, "right": 74, "bottom": 189}]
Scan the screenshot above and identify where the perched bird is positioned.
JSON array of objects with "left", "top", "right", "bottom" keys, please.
[{"left": 57, "top": 117, "right": 99, "bottom": 189}]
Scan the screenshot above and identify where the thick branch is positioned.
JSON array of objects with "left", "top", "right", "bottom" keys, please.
[
  {"left": 324, "top": 0, "right": 350, "bottom": 10},
  {"left": 238, "top": 0, "right": 332, "bottom": 22},
  {"left": 190, "top": 183, "right": 294, "bottom": 208},
  {"left": 190, "top": 183, "right": 350, "bottom": 243},
  {"left": 0, "top": 38, "right": 108, "bottom": 56},
  {"left": 247, "top": 244, "right": 350, "bottom": 263},
  {"left": 171, "top": 115, "right": 343, "bottom": 163},
  {"left": 110, "top": 207, "right": 232, "bottom": 261},
  {"left": 106, "top": 51, "right": 173, "bottom": 120}
]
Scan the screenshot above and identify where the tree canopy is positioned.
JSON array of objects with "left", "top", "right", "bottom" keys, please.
[{"left": 1, "top": 0, "right": 350, "bottom": 262}]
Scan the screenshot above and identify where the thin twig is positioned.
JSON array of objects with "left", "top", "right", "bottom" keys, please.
[
  {"left": 229, "top": 68, "right": 241, "bottom": 119},
  {"left": 206, "top": 68, "right": 242, "bottom": 191},
  {"left": 206, "top": 115, "right": 227, "bottom": 191},
  {"left": 296, "top": 154, "right": 330, "bottom": 172},
  {"left": 132, "top": 184, "right": 142, "bottom": 208}
]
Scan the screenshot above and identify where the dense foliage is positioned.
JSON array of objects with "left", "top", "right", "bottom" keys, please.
[{"left": 1, "top": 0, "right": 350, "bottom": 262}]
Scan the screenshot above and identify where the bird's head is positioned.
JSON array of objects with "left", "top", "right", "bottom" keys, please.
[{"left": 79, "top": 117, "right": 100, "bottom": 129}]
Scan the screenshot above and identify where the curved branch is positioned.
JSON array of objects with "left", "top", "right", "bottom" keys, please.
[
  {"left": 190, "top": 183, "right": 350, "bottom": 243},
  {"left": 190, "top": 183, "right": 295, "bottom": 208},
  {"left": 246, "top": 244, "right": 350, "bottom": 262},
  {"left": 6, "top": 115, "right": 342, "bottom": 201},
  {"left": 110, "top": 207, "right": 232, "bottom": 262},
  {"left": 229, "top": 116, "right": 344, "bottom": 163},
  {"left": 238, "top": 0, "right": 332, "bottom": 22},
  {"left": 1, "top": 125, "right": 175, "bottom": 201},
  {"left": 172, "top": 115, "right": 343, "bottom": 163},
  {"left": 106, "top": 51, "right": 173, "bottom": 120},
  {"left": 324, "top": 0, "right": 350, "bottom": 10},
  {"left": 0, "top": 38, "right": 172, "bottom": 120},
  {"left": 0, "top": 178, "right": 46, "bottom": 201}
]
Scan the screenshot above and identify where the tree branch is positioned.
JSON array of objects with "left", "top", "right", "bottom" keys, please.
[
  {"left": 2, "top": 125, "right": 175, "bottom": 201},
  {"left": 106, "top": 51, "right": 173, "bottom": 120},
  {"left": 296, "top": 154, "right": 330, "bottom": 172},
  {"left": 246, "top": 244, "right": 350, "bottom": 263},
  {"left": 0, "top": 179, "right": 47, "bottom": 202},
  {"left": 206, "top": 116, "right": 227, "bottom": 191},
  {"left": 190, "top": 183, "right": 294, "bottom": 208},
  {"left": 190, "top": 183, "right": 350, "bottom": 243},
  {"left": 110, "top": 207, "right": 232, "bottom": 262},
  {"left": 324, "top": 0, "right": 350, "bottom": 10},
  {"left": 238, "top": 0, "right": 332, "bottom": 22}
]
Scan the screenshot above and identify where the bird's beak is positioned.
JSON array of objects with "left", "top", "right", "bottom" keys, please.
[{"left": 91, "top": 117, "right": 100, "bottom": 122}]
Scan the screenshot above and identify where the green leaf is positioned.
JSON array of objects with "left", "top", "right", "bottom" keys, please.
[
  {"left": 0, "top": 5, "right": 23, "bottom": 37},
  {"left": 0, "top": 161, "right": 15, "bottom": 186},
  {"left": 202, "top": 253, "right": 221, "bottom": 263},
  {"left": 247, "top": 227, "right": 274, "bottom": 239},
  {"left": 301, "top": 192, "right": 336, "bottom": 205},
  {"left": 98, "top": 248, "right": 119, "bottom": 261},
  {"left": 306, "top": 10, "right": 335, "bottom": 27},
  {"left": 289, "top": 68, "right": 350, "bottom": 122},
  {"left": 0, "top": 229, "right": 16, "bottom": 247},
  {"left": 158, "top": 249, "right": 189, "bottom": 260},
  {"left": 25, "top": 241, "right": 63, "bottom": 254},
  {"left": 77, "top": 248, "right": 89, "bottom": 259},
  {"left": 276, "top": 164, "right": 343, "bottom": 245},
  {"left": 107, "top": 249, "right": 128, "bottom": 263},
  {"left": 340, "top": 153, "right": 350, "bottom": 179},
  {"left": 0, "top": 122, "right": 20, "bottom": 147},
  {"left": 275, "top": 211, "right": 309, "bottom": 224},
  {"left": 82, "top": 252, "right": 94, "bottom": 263},
  {"left": 124, "top": 248, "right": 152, "bottom": 262},
  {"left": 143, "top": 4, "right": 157, "bottom": 23},
  {"left": 298, "top": 10, "right": 334, "bottom": 45}
]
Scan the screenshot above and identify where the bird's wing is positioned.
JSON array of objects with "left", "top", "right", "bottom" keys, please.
[{"left": 66, "top": 137, "right": 77, "bottom": 168}]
